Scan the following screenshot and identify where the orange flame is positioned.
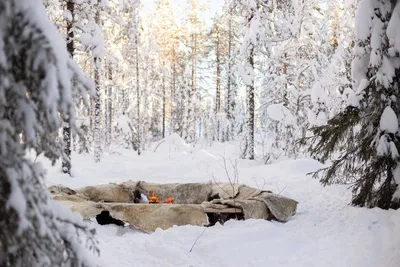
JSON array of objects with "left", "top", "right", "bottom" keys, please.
[
  {"left": 165, "top": 196, "right": 174, "bottom": 204},
  {"left": 148, "top": 191, "right": 160, "bottom": 204}
]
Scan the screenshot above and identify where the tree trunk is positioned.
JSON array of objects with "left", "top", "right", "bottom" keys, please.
[
  {"left": 247, "top": 46, "right": 255, "bottom": 160},
  {"left": 135, "top": 20, "right": 141, "bottom": 156},
  {"left": 162, "top": 71, "right": 166, "bottom": 139},
  {"left": 62, "top": 0, "right": 74, "bottom": 175},
  {"left": 215, "top": 30, "right": 221, "bottom": 142},
  {"left": 93, "top": 5, "right": 101, "bottom": 163},
  {"left": 171, "top": 53, "right": 176, "bottom": 133},
  {"left": 246, "top": 11, "right": 255, "bottom": 160},
  {"left": 106, "top": 62, "right": 113, "bottom": 150},
  {"left": 226, "top": 9, "right": 234, "bottom": 142},
  {"left": 188, "top": 33, "right": 197, "bottom": 143},
  {"left": 89, "top": 61, "right": 94, "bottom": 133}
]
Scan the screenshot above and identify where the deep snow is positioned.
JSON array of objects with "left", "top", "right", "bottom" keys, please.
[{"left": 42, "top": 137, "right": 400, "bottom": 267}]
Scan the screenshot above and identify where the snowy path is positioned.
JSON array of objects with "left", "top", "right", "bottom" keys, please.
[{"left": 43, "top": 139, "right": 400, "bottom": 267}]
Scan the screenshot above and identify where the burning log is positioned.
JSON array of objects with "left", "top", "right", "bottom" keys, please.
[
  {"left": 148, "top": 191, "right": 174, "bottom": 204},
  {"left": 165, "top": 196, "right": 174, "bottom": 204},
  {"left": 148, "top": 191, "right": 160, "bottom": 204}
]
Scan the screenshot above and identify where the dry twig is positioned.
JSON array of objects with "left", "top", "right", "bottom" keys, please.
[{"left": 189, "top": 228, "right": 207, "bottom": 253}]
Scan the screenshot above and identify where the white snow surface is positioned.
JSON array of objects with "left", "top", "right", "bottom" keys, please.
[{"left": 41, "top": 137, "right": 400, "bottom": 267}]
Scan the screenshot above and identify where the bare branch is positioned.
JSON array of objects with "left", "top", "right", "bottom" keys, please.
[{"left": 189, "top": 228, "right": 207, "bottom": 253}]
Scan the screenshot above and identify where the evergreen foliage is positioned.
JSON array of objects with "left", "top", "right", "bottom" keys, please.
[
  {"left": 309, "top": 0, "right": 400, "bottom": 209},
  {"left": 0, "top": 0, "right": 98, "bottom": 265}
]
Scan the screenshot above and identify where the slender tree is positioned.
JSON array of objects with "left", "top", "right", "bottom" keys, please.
[
  {"left": 183, "top": 0, "right": 208, "bottom": 143},
  {"left": 93, "top": 3, "right": 102, "bottom": 163},
  {"left": 134, "top": 7, "right": 141, "bottom": 155},
  {"left": 62, "top": 0, "right": 75, "bottom": 175},
  {"left": 225, "top": 1, "right": 237, "bottom": 142},
  {"left": 162, "top": 68, "right": 166, "bottom": 138},
  {"left": 245, "top": 35, "right": 255, "bottom": 160},
  {"left": 105, "top": 61, "right": 113, "bottom": 149},
  {"left": 214, "top": 22, "right": 222, "bottom": 141},
  {"left": 239, "top": 2, "right": 259, "bottom": 160}
]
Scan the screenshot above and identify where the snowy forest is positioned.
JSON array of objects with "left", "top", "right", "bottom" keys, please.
[{"left": 1, "top": 0, "right": 400, "bottom": 266}]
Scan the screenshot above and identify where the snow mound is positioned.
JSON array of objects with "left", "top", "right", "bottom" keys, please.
[{"left": 154, "top": 133, "right": 191, "bottom": 153}]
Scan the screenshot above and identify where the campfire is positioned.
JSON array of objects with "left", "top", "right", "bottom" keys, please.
[
  {"left": 148, "top": 191, "right": 174, "bottom": 204},
  {"left": 51, "top": 181, "right": 299, "bottom": 233},
  {"left": 148, "top": 191, "right": 160, "bottom": 203},
  {"left": 166, "top": 196, "right": 174, "bottom": 204}
]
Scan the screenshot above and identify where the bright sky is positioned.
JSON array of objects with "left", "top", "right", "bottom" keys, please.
[
  {"left": 143, "top": 0, "right": 225, "bottom": 26},
  {"left": 142, "top": 0, "right": 225, "bottom": 97}
]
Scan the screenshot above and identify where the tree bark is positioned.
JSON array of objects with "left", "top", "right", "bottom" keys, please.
[
  {"left": 215, "top": 29, "right": 221, "bottom": 141},
  {"left": 247, "top": 46, "right": 255, "bottom": 160},
  {"left": 162, "top": 70, "right": 166, "bottom": 139},
  {"left": 106, "top": 62, "right": 113, "bottom": 149},
  {"left": 188, "top": 33, "right": 197, "bottom": 143},
  {"left": 135, "top": 18, "right": 141, "bottom": 156},
  {"left": 93, "top": 5, "right": 102, "bottom": 163},
  {"left": 62, "top": 0, "right": 74, "bottom": 175},
  {"left": 226, "top": 7, "right": 234, "bottom": 142},
  {"left": 171, "top": 52, "right": 177, "bottom": 133},
  {"left": 246, "top": 10, "right": 255, "bottom": 160}
]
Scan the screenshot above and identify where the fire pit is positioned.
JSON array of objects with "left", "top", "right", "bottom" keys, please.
[
  {"left": 146, "top": 191, "right": 174, "bottom": 204},
  {"left": 49, "top": 181, "right": 298, "bottom": 232}
]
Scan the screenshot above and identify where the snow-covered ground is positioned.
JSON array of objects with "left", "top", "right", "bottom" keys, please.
[{"left": 42, "top": 135, "right": 400, "bottom": 267}]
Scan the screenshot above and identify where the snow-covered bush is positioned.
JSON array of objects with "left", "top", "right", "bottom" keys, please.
[
  {"left": 75, "top": 115, "right": 91, "bottom": 154},
  {"left": 113, "top": 113, "right": 136, "bottom": 150}
]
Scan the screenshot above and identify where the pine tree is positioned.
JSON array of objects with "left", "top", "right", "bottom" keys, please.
[
  {"left": 317, "top": 0, "right": 358, "bottom": 116},
  {"left": 309, "top": 0, "right": 400, "bottom": 209},
  {"left": 208, "top": 15, "right": 226, "bottom": 142},
  {"left": 183, "top": 0, "right": 208, "bottom": 144},
  {"left": 0, "top": 0, "right": 97, "bottom": 265},
  {"left": 153, "top": 0, "right": 179, "bottom": 139}
]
